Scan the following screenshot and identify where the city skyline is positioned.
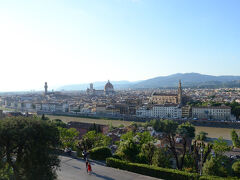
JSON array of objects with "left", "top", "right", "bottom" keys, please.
[{"left": 1, "top": 0, "right": 240, "bottom": 91}]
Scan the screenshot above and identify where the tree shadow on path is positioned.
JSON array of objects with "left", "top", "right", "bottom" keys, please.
[
  {"left": 61, "top": 160, "right": 81, "bottom": 170},
  {"left": 92, "top": 172, "right": 115, "bottom": 180},
  {"left": 74, "top": 157, "right": 106, "bottom": 166}
]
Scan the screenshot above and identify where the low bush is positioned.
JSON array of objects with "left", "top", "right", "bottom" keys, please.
[
  {"left": 112, "top": 154, "right": 122, "bottom": 160},
  {"left": 232, "top": 160, "right": 240, "bottom": 177},
  {"left": 90, "top": 146, "right": 112, "bottom": 161},
  {"left": 202, "top": 156, "right": 232, "bottom": 177},
  {"left": 76, "top": 149, "right": 83, "bottom": 158},
  {"left": 106, "top": 158, "right": 199, "bottom": 180},
  {"left": 200, "top": 176, "right": 239, "bottom": 180}
]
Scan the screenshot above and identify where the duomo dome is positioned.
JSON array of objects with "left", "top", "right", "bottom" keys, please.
[
  {"left": 104, "top": 80, "right": 114, "bottom": 95},
  {"left": 104, "top": 80, "right": 114, "bottom": 91}
]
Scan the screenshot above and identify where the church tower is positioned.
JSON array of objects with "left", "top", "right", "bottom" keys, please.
[
  {"left": 44, "top": 82, "right": 48, "bottom": 95},
  {"left": 90, "top": 83, "right": 93, "bottom": 90},
  {"left": 178, "top": 80, "right": 182, "bottom": 105}
]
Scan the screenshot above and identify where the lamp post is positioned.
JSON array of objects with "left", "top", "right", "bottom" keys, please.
[{"left": 200, "top": 147, "right": 204, "bottom": 176}]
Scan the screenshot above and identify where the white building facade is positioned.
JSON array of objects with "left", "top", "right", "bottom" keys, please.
[
  {"left": 192, "top": 106, "right": 231, "bottom": 120},
  {"left": 136, "top": 104, "right": 182, "bottom": 119}
]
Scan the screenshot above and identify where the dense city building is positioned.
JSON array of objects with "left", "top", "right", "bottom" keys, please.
[
  {"left": 192, "top": 106, "right": 231, "bottom": 120},
  {"left": 0, "top": 81, "right": 239, "bottom": 121}
]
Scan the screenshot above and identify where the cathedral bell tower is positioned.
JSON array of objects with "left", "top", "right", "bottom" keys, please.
[{"left": 178, "top": 80, "right": 182, "bottom": 105}]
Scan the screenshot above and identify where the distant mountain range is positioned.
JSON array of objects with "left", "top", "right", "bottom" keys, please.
[{"left": 57, "top": 73, "right": 240, "bottom": 90}]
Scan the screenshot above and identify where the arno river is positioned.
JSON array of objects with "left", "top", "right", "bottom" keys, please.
[{"left": 195, "top": 126, "right": 240, "bottom": 145}]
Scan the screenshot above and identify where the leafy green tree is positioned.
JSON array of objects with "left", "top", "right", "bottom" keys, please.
[
  {"left": 226, "top": 101, "right": 240, "bottom": 119},
  {"left": 129, "top": 122, "right": 138, "bottom": 132},
  {"left": 117, "top": 139, "right": 140, "bottom": 162},
  {"left": 120, "top": 131, "right": 135, "bottom": 141},
  {"left": 177, "top": 122, "right": 195, "bottom": 169},
  {"left": 151, "top": 119, "right": 161, "bottom": 131},
  {"left": 41, "top": 114, "right": 49, "bottom": 121},
  {"left": 183, "top": 153, "right": 195, "bottom": 172},
  {"left": 79, "top": 131, "right": 96, "bottom": 150},
  {"left": 117, "top": 131, "right": 155, "bottom": 164},
  {"left": 152, "top": 119, "right": 195, "bottom": 170},
  {"left": 138, "top": 142, "right": 156, "bottom": 165},
  {"left": 202, "top": 137, "right": 232, "bottom": 177},
  {"left": 152, "top": 148, "right": 172, "bottom": 168},
  {"left": 231, "top": 130, "right": 240, "bottom": 148},
  {"left": 213, "top": 137, "right": 231, "bottom": 156},
  {"left": 121, "top": 131, "right": 154, "bottom": 145},
  {"left": 196, "top": 131, "right": 208, "bottom": 141},
  {"left": 0, "top": 161, "right": 13, "bottom": 180},
  {"left": 0, "top": 117, "right": 60, "bottom": 180},
  {"left": 94, "top": 132, "right": 111, "bottom": 147},
  {"left": 88, "top": 123, "right": 102, "bottom": 133},
  {"left": 58, "top": 127, "right": 79, "bottom": 149},
  {"left": 108, "top": 122, "right": 114, "bottom": 131},
  {"left": 232, "top": 160, "right": 240, "bottom": 177},
  {"left": 80, "top": 131, "right": 111, "bottom": 150},
  {"left": 51, "top": 119, "right": 66, "bottom": 128},
  {"left": 152, "top": 120, "right": 179, "bottom": 167},
  {"left": 192, "top": 141, "right": 213, "bottom": 173},
  {"left": 118, "top": 124, "right": 124, "bottom": 128},
  {"left": 203, "top": 156, "right": 230, "bottom": 177},
  {"left": 0, "top": 148, "right": 14, "bottom": 180},
  {"left": 137, "top": 131, "right": 155, "bottom": 146}
]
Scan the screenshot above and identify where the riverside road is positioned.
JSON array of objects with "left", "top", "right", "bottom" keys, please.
[{"left": 57, "top": 156, "right": 161, "bottom": 180}]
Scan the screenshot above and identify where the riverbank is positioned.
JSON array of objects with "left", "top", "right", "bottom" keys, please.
[
  {"left": 195, "top": 126, "right": 238, "bottom": 145},
  {"left": 47, "top": 115, "right": 135, "bottom": 127}
]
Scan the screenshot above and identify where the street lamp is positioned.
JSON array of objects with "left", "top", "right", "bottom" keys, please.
[{"left": 200, "top": 147, "right": 204, "bottom": 176}]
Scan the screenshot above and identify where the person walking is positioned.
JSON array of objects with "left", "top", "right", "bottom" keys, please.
[
  {"left": 82, "top": 150, "right": 87, "bottom": 161},
  {"left": 87, "top": 162, "right": 92, "bottom": 175}
]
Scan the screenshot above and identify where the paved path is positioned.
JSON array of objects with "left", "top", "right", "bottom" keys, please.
[{"left": 57, "top": 156, "right": 162, "bottom": 180}]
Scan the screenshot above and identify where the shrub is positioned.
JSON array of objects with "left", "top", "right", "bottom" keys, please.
[
  {"left": 51, "top": 119, "right": 67, "bottom": 128},
  {"left": 202, "top": 156, "right": 231, "bottom": 177},
  {"left": 112, "top": 154, "right": 122, "bottom": 160},
  {"left": 106, "top": 158, "right": 199, "bottom": 180},
  {"left": 76, "top": 149, "right": 83, "bottom": 158},
  {"left": 152, "top": 148, "right": 172, "bottom": 168},
  {"left": 0, "top": 162, "right": 13, "bottom": 180},
  {"left": 200, "top": 176, "right": 238, "bottom": 180},
  {"left": 136, "top": 153, "right": 148, "bottom": 164},
  {"left": 90, "top": 146, "right": 112, "bottom": 161},
  {"left": 232, "top": 160, "right": 240, "bottom": 177},
  {"left": 196, "top": 131, "right": 208, "bottom": 141},
  {"left": 117, "top": 139, "right": 140, "bottom": 162}
]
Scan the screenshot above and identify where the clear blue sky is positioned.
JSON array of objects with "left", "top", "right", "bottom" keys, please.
[{"left": 0, "top": 0, "right": 240, "bottom": 91}]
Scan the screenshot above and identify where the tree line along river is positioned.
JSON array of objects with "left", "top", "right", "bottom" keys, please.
[{"left": 47, "top": 115, "right": 236, "bottom": 144}]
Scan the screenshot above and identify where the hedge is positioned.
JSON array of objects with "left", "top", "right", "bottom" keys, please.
[
  {"left": 106, "top": 158, "right": 199, "bottom": 180},
  {"left": 200, "top": 176, "right": 239, "bottom": 180},
  {"left": 90, "top": 146, "right": 112, "bottom": 161},
  {"left": 106, "top": 158, "right": 240, "bottom": 180},
  {"left": 232, "top": 160, "right": 240, "bottom": 177}
]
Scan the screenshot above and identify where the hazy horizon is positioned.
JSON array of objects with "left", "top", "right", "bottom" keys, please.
[
  {"left": 1, "top": 0, "right": 240, "bottom": 91},
  {"left": 0, "top": 72, "right": 240, "bottom": 92}
]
